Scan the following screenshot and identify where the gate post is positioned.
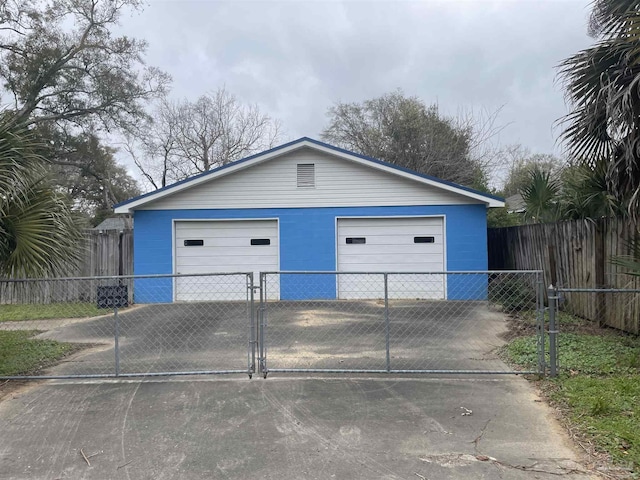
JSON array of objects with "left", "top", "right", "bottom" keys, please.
[
  {"left": 248, "top": 273, "right": 255, "bottom": 378},
  {"left": 547, "top": 285, "right": 559, "bottom": 377},
  {"left": 536, "top": 273, "right": 546, "bottom": 375},
  {"left": 384, "top": 273, "right": 390, "bottom": 372},
  {"left": 114, "top": 305, "right": 120, "bottom": 377},
  {"left": 258, "top": 272, "right": 268, "bottom": 378}
]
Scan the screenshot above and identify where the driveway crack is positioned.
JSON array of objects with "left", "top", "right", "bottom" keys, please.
[{"left": 472, "top": 417, "right": 492, "bottom": 454}]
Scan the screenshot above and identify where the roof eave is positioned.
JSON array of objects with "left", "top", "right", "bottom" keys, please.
[{"left": 114, "top": 137, "right": 505, "bottom": 213}]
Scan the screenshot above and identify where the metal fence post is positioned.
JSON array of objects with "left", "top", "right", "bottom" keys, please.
[
  {"left": 259, "top": 272, "right": 268, "bottom": 378},
  {"left": 384, "top": 273, "right": 390, "bottom": 372},
  {"left": 248, "top": 273, "right": 255, "bottom": 378},
  {"left": 114, "top": 305, "right": 120, "bottom": 377},
  {"left": 536, "top": 273, "right": 546, "bottom": 375},
  {"left": 547, "top": 285, "right": 558, "bottom": 377}
]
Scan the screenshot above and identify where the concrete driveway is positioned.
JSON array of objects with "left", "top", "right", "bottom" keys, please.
[
  {"left": 21, "top": 299, "right": 521, "bottom": 377},
  {"left": 0, "top": 375, "right": 593, "bottom": 480},
  {"left": 2, "top": 299, "right": 591, "bottom": 479}
]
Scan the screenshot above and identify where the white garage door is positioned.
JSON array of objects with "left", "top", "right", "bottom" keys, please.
[
  {"left": 175, "top": 220, "right": 279, "bottom": 301},
  {"left": 337, "top": 217, "right": 445, "bottom": 299}
]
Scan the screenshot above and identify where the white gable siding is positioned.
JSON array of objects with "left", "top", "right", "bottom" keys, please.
[{"left": 139, "top": 148, "right": 481, "bottom": 210}]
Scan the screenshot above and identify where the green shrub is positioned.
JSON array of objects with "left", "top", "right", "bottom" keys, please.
[{"left": 489, "top": 276, "right": 536, "bottom": 312}]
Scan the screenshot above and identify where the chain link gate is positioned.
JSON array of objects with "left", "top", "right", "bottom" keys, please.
[
  {"left": 257, "top": 271, "right": 546, "bottom": 377},
  {"left": 0, "top": 273, "right": 257, "bottom": 379},
  {"left": 1, "top": 270, "right": 546, "bottom": 380}
]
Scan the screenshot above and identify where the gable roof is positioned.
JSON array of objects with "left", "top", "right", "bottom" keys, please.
[
  {"left": 114, "top": 137, "right": 504, "bottom": 213},
  {"left": 92, "top": 216, "right": 133, "bottom": 231},
  {"left": 506, "top": 193, "right": 526, "bottom": 213}
]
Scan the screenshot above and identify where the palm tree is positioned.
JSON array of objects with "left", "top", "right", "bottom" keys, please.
[
  {"left": 0, "top": 119, "right": 82, "bottom": 277},
  {"left": 559, "top": 158, "right": 623, "bottom": 219},
  {"left": 520, "top": 167, "right": 561, "bottom": 223},
  {"left": 559, "top": 0, "right": 640, "bottom": 224}
]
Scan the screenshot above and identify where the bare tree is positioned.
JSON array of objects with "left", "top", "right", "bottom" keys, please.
[
  {"left": 125, "top": 96, "right": 180, "bottom": 190},
  {"left": 453, "top": 105, "right": 509, "bottom": 187},
  {"left": 497, "top": 144, "right": 565, "bottom": 197},
  {"left": 128, "top": 88, "right": 282, "bottom": 190}
]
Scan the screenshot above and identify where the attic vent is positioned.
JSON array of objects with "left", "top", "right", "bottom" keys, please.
[{"left": 297, "top": 163, "right": 315, "bottom": 188}]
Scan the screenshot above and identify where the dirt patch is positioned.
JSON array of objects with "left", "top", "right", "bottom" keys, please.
[
  {"left": 0, "top": 378, "right": 39, "bottom": 402},
  {"left": 0, "top": 304, "right": 146, "bottom": 331},
  {"left": 499, "top": 306, "right": 638, "bottom": 341}
]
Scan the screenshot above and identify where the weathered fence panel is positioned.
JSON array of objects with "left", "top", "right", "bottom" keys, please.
[
  {"left": 80, "top": 229, "right": 133, "bottom": 277},
  {"left": 0, "top": 229, "right": 133, "bottom": 304},
  {"left": 489, "top": 218, "right": 640, "bottom": 334}
]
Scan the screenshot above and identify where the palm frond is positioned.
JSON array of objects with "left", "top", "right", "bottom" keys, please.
[
  {"left": 610, "top": 237, "right": 640, "bottom": 276},
  {"left": 0, "top": 117, "right": 83, "bottom": 278},
  {"left": 520, "top": 167, "right": 561, "bottom": 223},
  {"left": 559, "top": 0, "right": 640, "bottom": 224}
]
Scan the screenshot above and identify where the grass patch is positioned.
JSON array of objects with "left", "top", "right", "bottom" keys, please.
[
  {"left": 552, "top": 376, "right": 640, "bottom": 470},
  {"left": 0, "top": 330, "right": 79, "bottom": 376},
  {"left": 0, "top": 302, "right": 107, "bottom": 322},
  {"left": 502, "top": 313, "right": 640, "bottom": 474},
  {"left": 517, "top": 309, "right": 587, "bottom": 327},
  {"left": 505, "top": 333, "right": 640, "bottom": 375}
]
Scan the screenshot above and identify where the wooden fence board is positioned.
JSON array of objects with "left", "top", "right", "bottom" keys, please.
[
  {"left": 489, "top": 218, "right": 640, "bottom": 334},
  {"left": 0, "top": 229, "right": 133, "bottom": 305}
]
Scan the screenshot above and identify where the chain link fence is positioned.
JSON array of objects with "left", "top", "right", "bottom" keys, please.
[
  {"left": 548, "top": 286, "right": 640, "bottom": 376},
  {"left": 0, "top": 273, "right": 255, "bottom": 379},
  {"left": 258, "top": 271, "right": 545, "bottom": 376}
]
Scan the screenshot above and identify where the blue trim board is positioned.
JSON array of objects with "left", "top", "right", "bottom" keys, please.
[
  {"left": 132, "top": 205, "right": 488, "bottom": 302},
  {"left": 115, "top": 137, "right": 503, "bottom": 209}
]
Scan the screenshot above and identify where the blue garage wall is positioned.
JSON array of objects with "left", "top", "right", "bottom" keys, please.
[{"left": 132, "top": 204, "right": 488, "bottom": 302}]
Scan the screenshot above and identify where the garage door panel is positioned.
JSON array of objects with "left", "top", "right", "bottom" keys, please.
[
  {"left": 339, "top": 263, "right": 444, "bottom": 273},
  {"left": 177, "top": 238, "right": 279, "bottom": 248},
  {"left": 338, "top": 217, "right": 441, "bottom": 226},
  {"left": 176, "top": 245, "right": 278, "bottom": 258},
  {"left": 176, "top": 230, "right": 278, "bottom": 241},
  {"left": 177, "top": 256, "right": 280, "bottom": 268},
  {"left": 339, "top": 254, "right": 445, "bottom": 265},
  {"left": 176, "top": 221, "right": 275, "bottom": 231},
  {"left": 176, "top": 228, "right": 278, "bottom": 239},
  {"left": 175, "top": 276, "right": 249, "bottom": 302},
  {"left": 338, "top": 274, "right": 445, "bottom": 299},
  {"left": 338, "top": 234, "right": 444, "bottom": 246},
  {"left": 175, "top": 220, "right": 279, "bottom": 301},
  {"left": 339, "top": 246, "right": 443, "bottom": 256},
  {"left": 337, "top": 217, "right": 445, "bottom": 299},
  {"left": 338, "top": 225, "right": 443, "bottom": 236}
]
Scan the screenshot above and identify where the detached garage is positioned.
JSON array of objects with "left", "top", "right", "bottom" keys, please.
[{"left": 114, "top": 137, "right": 504, "bottom": 302}]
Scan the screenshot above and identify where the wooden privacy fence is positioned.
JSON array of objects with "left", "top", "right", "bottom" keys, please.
[
  {"left": 0, "top": 229, "right": 133, "bottom": 304},
  {"left": 488, "top": 218, "right": 640, "bottom": 334},
  {"left": 77, "top": 228, "right": 133, "bottom": 278}
]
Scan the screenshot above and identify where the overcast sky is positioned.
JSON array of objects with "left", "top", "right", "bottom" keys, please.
[{"left": 118, "top": 0, "right": 593, "bottom": 163}]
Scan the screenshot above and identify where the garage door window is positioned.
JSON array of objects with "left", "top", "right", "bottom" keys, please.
[
  {"left": 346, "top": 237, "right": 366, "bottom": 244},
  {"left": 250, "top": 238, "right": 271, "bottom": 245},
  {"left": 414, "top": 236, "right": 435, "bottom": 243},
  {"left": 184, "top": 239, "right": 204, "bottom": 246}
]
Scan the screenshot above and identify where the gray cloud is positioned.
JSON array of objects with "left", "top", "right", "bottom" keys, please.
[{"left": 119, "top": 0, "right": 593, "bottom": 157}]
